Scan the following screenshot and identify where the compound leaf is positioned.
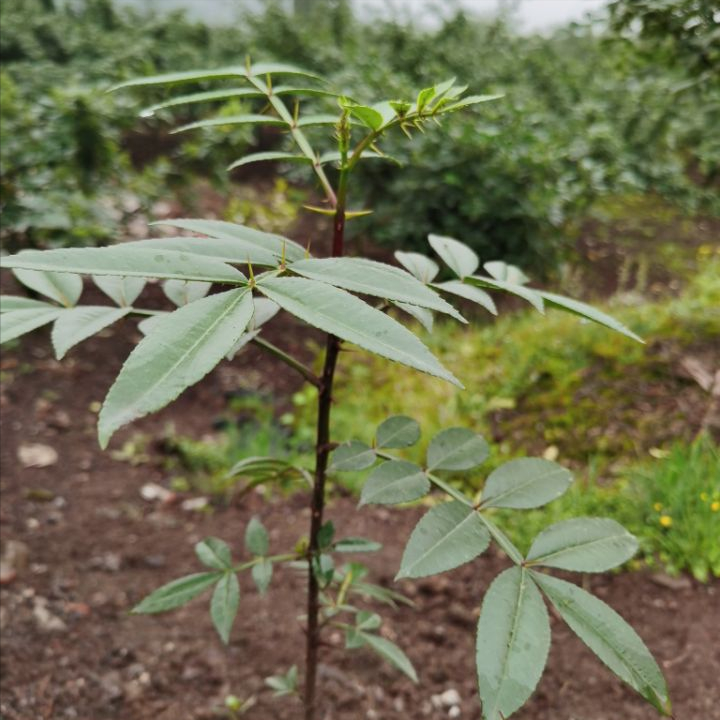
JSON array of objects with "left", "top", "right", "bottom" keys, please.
[
  {"left": 376, "top": 415, "right": 420, "bottom": 449},
  {"left": 51, "top": 306, "right": 130, "bottom": 359},
  {"left": 132, "top": 572, "right": 220, "bottom": 614},
  {"left": 210, "top": 572, "right": 240, "bottom": 644},
  {"left": 98, "top": 288, "right": 253, "bottom": 447},
  {"left": 428, "top": 234, "right": 479, "bottom": 278}
]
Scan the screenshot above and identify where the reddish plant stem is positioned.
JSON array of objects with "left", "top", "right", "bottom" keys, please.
[{"left": 304, "top": 155, "right": 348, "bottom": 720}]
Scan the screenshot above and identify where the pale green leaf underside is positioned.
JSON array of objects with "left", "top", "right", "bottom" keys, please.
[
  {"left": 397, "top": 501, "right": 490, "bottom": 579},
  {"left": 476, "top": 567, "right": 550, "bottom": 719},
  {"left": 539, "top": 291, "right": 643, "bottom": 343},
  {"left": 132, "top": 572, "right": 219, "bottom": 614},
  {"left": 13, "top": 267, "right": 83, "bottom": 307},
  {"left": 394, "top": 251, "right": 439, "bottom": 283},
  {"left": 428, "top": 234, "right": 479, "bottom": 278},
  {"left": 93, "top": 275, "right": 146, "bottom": 306},
  {"left": 110, "top": 63, "right": 320, "bottom": 91},
  {"left": 427, "top": 427, "right": 489, "bottom": 471},
  {"left": 289, "top": 257, "right": 465, "bottom": 322},
  {"left": 467, "top": 276, "right": 545, "bottom": 313},
  {"left": 163, "top": 279, "right": 211, "bottom": 307},
  {"left": 211, "top": 573, "right": 240, "bottom": 644},
  {"left": 526, "top": 518, "right": 639, "bottom": 572},
  {"left": 360, "top": 460, "right": 429, "bottom": 506},
  {"left": 252, "top": 559, "right": 273, "bottom": 595},
  {"left": 51, "top": 306, "right": 130, "bottom": 360},
  {"left": 153, "top": 218, "right": 306, "bottom": 262},
  {"left": 480, "top": 458, "right": 573, "bottom": 510},
  {"left": 0, "top": 308, "right": 63, "bottom": 345},
  {"left": 393, "top": 301, "right": 434, "bottom": 331},
  {"left": 123, "top": 236, "right": 278, "bottom": 267},
  {"left": 533, "top": 573, "right": 670, "bottom": 714},
  {"left": 257, "top": 277, "right": 461, "bottom": 387},
  {"left": 173, "top": 113, "right": 288, "bottom": 134},
  {"left": 0, "top": 296, "right": 57, "bottom": 312},
  {"left": 98, "top": 288, "right": 253, "bottom": 447},
  {"left": 2, "top": 248, "right": 245, "bottom": 284},
  {"left": 433, "top": 280, "right": 498, "bottom": 315},
  {"left": 228, "top": 152, "right": 311, "bottom": 171}
]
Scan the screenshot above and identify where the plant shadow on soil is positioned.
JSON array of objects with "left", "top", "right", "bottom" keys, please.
[{"left": 1, "top": 310, "right": 719, "bottom": 720}]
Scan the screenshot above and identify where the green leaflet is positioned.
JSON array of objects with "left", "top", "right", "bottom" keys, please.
[
  {"left": 132, "top": 572, "right": 220, "bottom": 614},
  {"left": 376, "top": 415, "right": 421, "bottom": 449},
  {"left": 163, "top": 279, "right": 212, "bottom": 307},
  {"left": 533, "top": 573, "right": 671, "bottom": 714},
  {"left": 526, "top": 518, "right": 639, "bottom": 572},
  {"left": 110, "top": 63, "right": 320, "bottom": 92},
  {"left": 0, "top": 296, "right": 57, "bottom": 312},
  {"left": 428, "top": 234, "right": 479, "bottom": 278},
  {"left": 257, "top": 277, "right": 461, "bottom": 387},
  {"left": 330, "top": 441, "right": 377, "bottom": 472},
  {"left": 393, "top": 301, "right": 434, "bottom": 331},
  {"left": 245, "top": 516, "right": 270, "bottom": 556},
  {"left": 98, "top": 288, "right": 253, "bottom": 448},
  {"left": 122, "top": 236, "right": 278, "bottom": 267},
  {"left": 93, "top": 275, "right": 146, "bottom": 307},
  {"left": 476, "top": 567, "right": 550, "bottom": 719},
  {"left": 210, "top": 573, "right": 240, "bottom": 644},
  {"left": 140, "top": 87, "right": 264, "bottom": 116},
  {"left": 539, "top": 291, "right": 644, "bottom": 343},
  {"left": 173, "top": 113, "right": 288, "bottom": 134},
  {"left": 2, "top": 247, "right": 245, "bottom": 284},
  {"left": 0, "top": 307, "right": 63, "bottom": 345},
  {"left": 228, "top": 152, "right": 311, "bottom": 171},
  {"left": 153, "top": 218, "right": 306, "bottom": 262},
  {"left": 361, "top": 633, "right": 418, "bottom": 682},
  {"left": 480, "top": 458, "right": 573, "bottom": 510},
  {"left": 13, "top": 267, "right": 83, "bottom": 307},
  {"left": 195, "top": 537, "right": 233, "bottom": 571},
  {"left": 484, "top": 261, "right": 530, "bottom": 285},
  {"left": 289, "top": 257, "right": 465, "bottom": 322},
  {"left": 394, "top": 251, "right": 440, "bottom": 283},
  {"left": 467, "top": 275, "right": 545, "bottom": 313},
  {"left": 397, "top": 501, "right": 490, "bottom": 579},
  {"left": 359, "top": 460, "right": 429, "bottom": 506},
  {"left": 426, "top": 427, "right": 489, "bottom": 471},
  {"left": 51, "top": 306, "right": 130, "bottom": 360},
  {"left": 433, "top": 280, "right": 497, "bottom": 315},
  {"left": 252, "top": 559, "right": 273, "bottom": 595}
]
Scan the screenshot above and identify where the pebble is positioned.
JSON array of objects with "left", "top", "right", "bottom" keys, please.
[
  {"left": 431, "top": 688, "right": 461, "bottom": 708},
  {"left": 18, "top": 442, "right": 58, "bottom": 468},
  {"left": 0, "top": 540, "right": 30, "bottom": 584},
  {"left": 33, "top": 597, "right": 67, "bottom": 633}
]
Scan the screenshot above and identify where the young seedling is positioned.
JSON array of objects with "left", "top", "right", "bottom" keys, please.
[{"left": 0, "top": 62, "right": 668, "bottom": 719}]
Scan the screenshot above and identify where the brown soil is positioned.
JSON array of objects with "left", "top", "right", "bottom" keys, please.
[{"left": 1, "top": 317, "right": 718, "bottom": 720}]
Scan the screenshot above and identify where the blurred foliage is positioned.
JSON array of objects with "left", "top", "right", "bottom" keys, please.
[
  {"left": 0, "top": 0, "right": 718, "bottom": 266},
  {"left": 0, "top": 0, "right": 251, "bottom": 248}
]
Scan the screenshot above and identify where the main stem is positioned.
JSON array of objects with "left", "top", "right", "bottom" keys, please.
[{"left": 304, "top": 133, "right": 349, "bottom": 720}]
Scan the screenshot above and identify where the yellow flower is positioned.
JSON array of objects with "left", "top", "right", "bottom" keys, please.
[
  {"left": 659, "top": 515, "right": 673, "bottom": 528},
  {"left": 653, "top": 502, "right": 663, "bottom": 512},
  {"left": 711, "top": 501, "right": 720, "bottom": 513}
]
